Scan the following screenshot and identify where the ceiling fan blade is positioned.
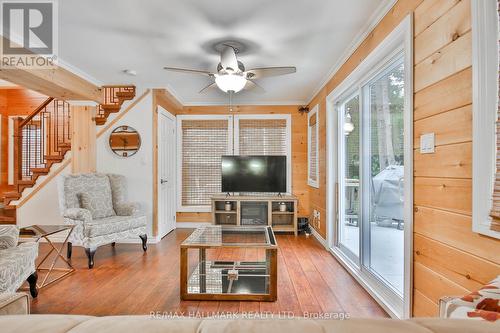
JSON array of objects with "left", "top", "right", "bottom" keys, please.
[
  {"left": 245, "top": 66, "right": 296, "bottom": 79},
  {"left": 163, "top": 67, "right": 214, "bottom": 76},
  {"left": 244, "top": 80, "right": 266, "bottom": 94},
  {"left": 220, "top": 46, "right": 239, "bottom": 72},
  {"left": 198, "top": 82, "right": 217, "bottom": 94}
]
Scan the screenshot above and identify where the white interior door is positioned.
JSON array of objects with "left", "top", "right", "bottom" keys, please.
[{"left": 158, "top": 107, "right": 176, "bottom": 238}]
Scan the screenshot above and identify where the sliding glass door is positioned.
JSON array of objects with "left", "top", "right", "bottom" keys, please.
[
  {"left": 333, "top": 52, "right": 407, "bottom": 314},
  {"left": 363, "top": 60, "right": 405, "bottom": 295}
]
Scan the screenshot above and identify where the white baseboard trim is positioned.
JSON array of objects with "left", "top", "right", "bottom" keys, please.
[
  {"left": 310, "top": 226, "right": 328, "bottom": 249},
  {"left": 176, "top": 222, "right": 211, "bottom": 229}
]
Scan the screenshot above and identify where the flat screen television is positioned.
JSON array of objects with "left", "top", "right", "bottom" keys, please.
[{"left": 221, "top": 155, "right": 287, "bottom": 193}]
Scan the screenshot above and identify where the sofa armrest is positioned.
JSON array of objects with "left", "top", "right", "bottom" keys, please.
[
  {"left": 63, "top": 208, "right": 93, "bottom": 223},
  {"left": 439, "top": 296, "right": 460, "bottom": 318},
  {"left": 0, "top": 226, "right": 19, "bottom": 250},
  {"left": 0, "top": 293, "right": 29, "bottom": 315},
  {"left": 114, "top": 202, "right": 140, "bottom": 216}
]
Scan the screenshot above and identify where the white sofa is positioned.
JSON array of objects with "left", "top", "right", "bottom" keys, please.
[
  {"left": 0, "top": 316, "right": 498, "bottom": 333},
  {"left": 58, "top": 173, "right": 147, "bottom": 268}
]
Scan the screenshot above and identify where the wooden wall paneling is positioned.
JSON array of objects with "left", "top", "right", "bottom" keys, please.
[
  {"left": 413, "top": 261, "right": 469, "bottom": 304},
  {"left": 414, "top": 233, "right": 500, "bottom": 291},
  {"left": 414, "top": 67, "right": 471, "bottom": 121},
  {"left": 414, "top": 30, "right": 471, "bottom": 92},
  {"left": 414, "top": 0, "right": 461, "bottom": 36},
  {"left": 70, "top": 105, "right": 96, "bottom": 173},
  {"left": 413, "top": 290, "right": 439, "bottom": 317},
  {"left": 414, "top": 206, "right": 500, "bottom": 265},
  {"left": 413, "top": 105, "right": 472, "bottom": 148},
  {"left": 414, "top": 0, "right": 470, "bottom": 64},
  {"left": 414, "top": 177, "right": 471, "bottom": 215},
  {"left": 413, "top": 142, "right": 471, "bottom": 179}
]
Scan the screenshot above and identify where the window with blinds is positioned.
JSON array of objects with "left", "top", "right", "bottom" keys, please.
[
  {"left": 308, "top": 106, "right": 319, "bottom": 188},
  {"left": 235, "top": 115, "right": 291, "bottom": 194},
  {"left": 237, "top": 118, "right": 288, "bottom": 155},
  {"left": 179, "top": 117, "right": 231, "bottom": 208}
]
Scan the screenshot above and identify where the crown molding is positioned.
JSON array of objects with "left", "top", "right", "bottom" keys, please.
[
  {"left": 182, "top": 99, "right": 306, "bottom": 107},
  {"left": 306, "top": 0, "right": 397, "bottom": 105}
]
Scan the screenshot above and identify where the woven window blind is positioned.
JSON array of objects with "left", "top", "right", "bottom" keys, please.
[
  {"left": 489, "top": 0, "right": 500, "bottom": 232},
  {"left": 181, "top": 119, "right": 229, "bottom": 206},
  {"left": 238, "top": 118, "right": 288, "bottom": 156},
  {"left": 309, "top": 113, "right": 318, "bottom": 182}
]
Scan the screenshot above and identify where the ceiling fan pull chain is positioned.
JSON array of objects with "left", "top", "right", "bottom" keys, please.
[{"left": 229, "top": 91, "right": 233, "bottom": 112}]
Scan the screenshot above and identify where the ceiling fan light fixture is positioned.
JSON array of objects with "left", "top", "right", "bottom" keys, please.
[{"left": 215, "top": 73, "right": 247, "bottom": 93}]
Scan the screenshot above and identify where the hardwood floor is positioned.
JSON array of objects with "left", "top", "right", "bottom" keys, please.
[{"left": 30, "top": 229, "right": 387, "bottom": 318}]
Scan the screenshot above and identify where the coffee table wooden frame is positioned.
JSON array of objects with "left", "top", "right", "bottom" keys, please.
[{"left": 180, "top": 226, "right": 277, "bottom": 301}]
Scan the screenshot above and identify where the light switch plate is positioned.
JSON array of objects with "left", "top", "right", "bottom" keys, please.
[{"left": 420, "top": 133, "right": 435, "bottom": 154}]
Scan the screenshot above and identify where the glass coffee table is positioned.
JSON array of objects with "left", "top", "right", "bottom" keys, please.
[{"left": 180, "top": 225, "right": 277, "bottom": 301}]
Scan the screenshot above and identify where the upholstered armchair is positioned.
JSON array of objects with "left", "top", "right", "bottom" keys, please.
[
  {"left": 57, "top": 173, "right": 147, "bottom": 268},
  {"left": 0, "top": 226, "right": 38, "bottom": 298}
]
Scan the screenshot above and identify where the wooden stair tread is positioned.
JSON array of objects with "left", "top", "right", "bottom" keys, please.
[
  {"left": 3, "top": 191, "right": 21, "bottom": 198},
  {"left": 17, "top": 179, "right": 35, "bottom": 185},
  {"left": 44, "top": 154, "right": 63, "bottom": 160},
  {"left": 31, "top": 167, "right": 50, "bottom": 174}
]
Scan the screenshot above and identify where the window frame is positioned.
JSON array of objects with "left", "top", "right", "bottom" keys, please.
[
  {"left": 471, "top": 0, "right": 500, "bottom": 239},
  {"left": 233, "top": 114, "right": 293, "bottom": 194},
  {"left": 308, "top": 105, "right": 320, "bottom": 188},
  {"left": 176, "top": 114, "right": 233, "bottom": 212}
]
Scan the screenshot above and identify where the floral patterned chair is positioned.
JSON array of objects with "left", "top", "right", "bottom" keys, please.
[
  {"left": 0, "top": 226, "right": 38, "bottom": 299},
  {"left": 57, "top": 173, "right": 147, "bottom": 268}
]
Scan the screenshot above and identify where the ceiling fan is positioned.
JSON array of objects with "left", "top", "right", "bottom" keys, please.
[{"left": 163, "top": 45, "right": 296, "bottom": 94}]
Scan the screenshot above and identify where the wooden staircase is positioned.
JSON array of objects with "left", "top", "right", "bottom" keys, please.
[{"left": 0, "top": 86, "right": 136, "bottom": 224}]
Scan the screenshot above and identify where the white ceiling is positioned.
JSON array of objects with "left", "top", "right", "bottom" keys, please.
[{"left": 59, "top": 0, "right": 388, "bottom": 105}]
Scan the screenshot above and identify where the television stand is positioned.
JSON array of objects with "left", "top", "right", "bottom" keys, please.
[{"left": 211, "top": 194, "right": 298, "bottom": 236}]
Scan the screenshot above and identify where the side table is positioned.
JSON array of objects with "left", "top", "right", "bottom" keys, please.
[{"left": 19, "top": 225, "right": 75, "bottom": 289}]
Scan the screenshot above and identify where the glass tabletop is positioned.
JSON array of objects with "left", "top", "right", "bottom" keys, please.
[
  {"left": 181, "top": 225, "right": 277, "bottom": 248},
  {"left": 19, "top": 225, "right": 73, "bottom": 239}
]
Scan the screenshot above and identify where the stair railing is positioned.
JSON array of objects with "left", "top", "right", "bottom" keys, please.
[
  {"left": 13, "top": 98, "right": 71, "bottom": 185},
  {"left": 95, "top": 85, "right": 136, "bottom": 124}
]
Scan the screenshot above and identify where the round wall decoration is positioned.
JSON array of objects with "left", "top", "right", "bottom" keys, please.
[{"left": 109, "top": 125, "right": 141, "bottom": 157}]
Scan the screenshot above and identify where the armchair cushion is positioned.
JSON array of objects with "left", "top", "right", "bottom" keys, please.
[
  {"left": 0, "top": 226, "right": 18, "bottom": 250},
  {"left": 114, "top": 202, "right": 140, "bottom": 216},
  {"left": 77, "top": 175, "right": 116, "bottom": 219},
  {"left": 84, "top": 215, "right": 147, "bottom": 238},
  {"left": 63, "top": 208, "right": 93, "bottom": 223}
]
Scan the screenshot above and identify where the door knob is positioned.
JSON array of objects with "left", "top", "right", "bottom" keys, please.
[{"left": 161, "top": 179, "right": 168, "bottom": 184}]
